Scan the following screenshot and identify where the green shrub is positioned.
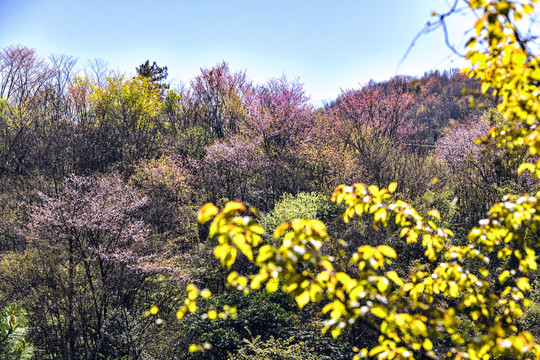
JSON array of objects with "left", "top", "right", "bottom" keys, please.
[
  {"left": 228, "top": 336, "right": 328, "bottom": 360},
  {"left": 0, "top": 305, "right": 33, "bottom": 360},
  {"left": 262, "top": 192, "right": 338, "bottom": 243}
]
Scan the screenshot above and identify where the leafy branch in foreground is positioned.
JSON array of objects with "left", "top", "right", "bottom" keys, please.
[{"left": 193, "top": 176, "right": 538, "bottom": 359}]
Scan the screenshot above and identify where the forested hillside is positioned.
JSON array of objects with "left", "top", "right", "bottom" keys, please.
[{"left": 1, "top": 2, "right": 540, "bottom": 359}]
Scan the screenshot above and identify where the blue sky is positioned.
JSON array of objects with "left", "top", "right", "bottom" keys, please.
[{"left": 0, "top": 0, "right": 473, "bottom": 105}]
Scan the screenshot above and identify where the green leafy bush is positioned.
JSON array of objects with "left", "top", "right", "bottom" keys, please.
[
  {"left": 179, "top": 290, "right": 296, "bottom": 359},
  {"left": 262, "top": 192, "right": 338, "bottom": 243},
  {"left": 228, "top": 336, "right": 328, "bottom": 360},
  {"left": 0, "top": 305, "right": 33, "bottom": 360}
]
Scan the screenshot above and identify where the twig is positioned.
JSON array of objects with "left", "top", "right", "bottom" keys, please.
[{"left": 396, "top": 0, "right": 467, "bottom": 73}]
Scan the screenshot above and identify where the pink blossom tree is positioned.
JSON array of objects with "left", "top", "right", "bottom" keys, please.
[
  {"left": 332, "top": 76, "right": 414, "bottom": 141},
  {"left": 25, "top": 174, "right": 174, "bottom": 359},
  {"left": 190, "top": 76, "right": 317, "bottom": 209},
  {"left": 191, "top": 134, "right": 267, "bottom": 206},
  {"left": 241, "top": 76, "right": 316, "bottom": 208},
  {"left": 242, "top": 76, "right": 313, "bottom": 150},
  {"left": 435, "top": 113, "right": 534, "bottom": 230}
]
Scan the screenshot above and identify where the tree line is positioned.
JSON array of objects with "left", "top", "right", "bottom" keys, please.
[{"left": 1, "top": 6, "right": 539, "bottom": 356}]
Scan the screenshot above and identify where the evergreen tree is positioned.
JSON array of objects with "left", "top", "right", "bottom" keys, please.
[{"left": 136, "top": 60, "right": 169, "bottom": 91}]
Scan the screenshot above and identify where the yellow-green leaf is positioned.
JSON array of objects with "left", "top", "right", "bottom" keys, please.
[
  {"left": 428, "top": 209, "right": 441, "bottom": 220},
  {"left": 296, "top": 291, "right": 310, "bottom": 308},
  {"left": 266, "top": 278, "right": 279, "bottom": 293},
  {"left": 368, "top": 185, "right": 379, "bottom": 196},
  {"left": 223, "top": 201, "right": 246, "bottom": 215},
  {"left": 251, "top": 272, "right": 268, "bottom": 290},
  {"left": 370, "top": 305, "right": 388, "bottom": 318},
  {"left": 208, "top": 310, "right": 217, "bottom": 320},
  {"left": 200, "top": 289, "right": 212, "bottom": 298},
  {"left": 377, "top": 277, "right": 390, "bottom": 292},
  {"left": 223, "top": 247, "right": 237, "bottom": 268},
  {"left": 377, "top": 245, "right": 397, "bottom": 258},
  {"left": 386, "top": 271, "right": 404, "bottom": 286},
  {"left": 499, "top": 270, "right": 510, "bottom": 284},
  {"left": 516, "top": 277, "right": 530, "bottom": 291},
  {"left": 198, "top": 203, "right": 218, "bottom": 223}
]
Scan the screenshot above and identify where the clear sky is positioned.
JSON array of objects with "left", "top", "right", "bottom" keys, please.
[{"left": 0, "top": 0, "right": 474, "bottom": 105}]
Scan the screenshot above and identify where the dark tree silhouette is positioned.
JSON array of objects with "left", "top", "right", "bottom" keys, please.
[{"left": 136, "top": 60, "right": 169, "bottom": 91}]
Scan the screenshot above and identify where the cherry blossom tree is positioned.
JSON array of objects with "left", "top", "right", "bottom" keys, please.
[
  {"left": 22, "top": 174, "right": 171, "bottom": 359},
  {"left": 192, "top": 135, "right": 267, "bottom": 206},
  {"left": 332, "top": 76, "right": 414, "bottom": 142},
  {"left": 242, "top": 76, "right": 313, "bottom": 150}
]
